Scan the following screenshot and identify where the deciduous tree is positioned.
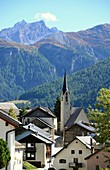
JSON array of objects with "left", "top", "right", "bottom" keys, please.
[{"left": 88, "top": 88, "right": 110, "bottom": 145}]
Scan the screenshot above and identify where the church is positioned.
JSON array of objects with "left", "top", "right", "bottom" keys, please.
[{"left": 60, "top": 72, "right": 95, "bottom": 145}]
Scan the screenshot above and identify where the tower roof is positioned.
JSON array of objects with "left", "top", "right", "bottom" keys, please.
[{"left": 62, "top": 71, "right": 68, "bottom": 94}]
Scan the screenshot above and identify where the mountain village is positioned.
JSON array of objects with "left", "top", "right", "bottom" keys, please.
[{"left": 0, "top": 72, "right": 110, "bottom": 170}]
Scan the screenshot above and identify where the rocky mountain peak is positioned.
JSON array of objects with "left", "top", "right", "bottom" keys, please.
[{"left": 0, "top": 20, "right": 59, "bottom": 45}]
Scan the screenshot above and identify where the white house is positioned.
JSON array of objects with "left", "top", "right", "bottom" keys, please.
[
  {"left": 52, "top": 136, "right": 96, "bottom": 170},
  {"left": 0, "top": 109, "right": 22, "bottom": 170},
  {"left": 14, "top": 141, "right": 25, "bottom": 170},
  {"left": 16, "top": 123, "right": 54, "bottom": 169}
]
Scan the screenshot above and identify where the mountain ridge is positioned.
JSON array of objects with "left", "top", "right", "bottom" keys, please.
[{"left": 0, "top": 20, "right": 59, "bottom": 45}]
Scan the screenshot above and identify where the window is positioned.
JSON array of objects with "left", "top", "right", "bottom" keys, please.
[
  {"left": 71, "top": 150, "right": 75, "bottom": 154},
  {"left": 74, "top": 158, "right": 78, "bottom": 163},
  {"left": 27, "top": 143, "right": 34, "bottom": 148},
  {"left": 5, "top": 122, "right": 8, "bottom": 126},
  {"left": 79, "top": 150, "right": 82, "bottom": 154},
  {"left": 96, "top": 156, "right": 99, "bottom": 159},
  {"left": 65, "top": 92, "right": 68, "bottom": 102},
  {"left": 59, "top": 159, "right": 66, "bottom": 163},
  {"left": 26, "top": 152, "right": 35, "bottom": 160}
]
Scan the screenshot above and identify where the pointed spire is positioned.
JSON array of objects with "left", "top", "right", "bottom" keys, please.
[{"left": 62, "top": 71, "right": 68, "bottom": 94}]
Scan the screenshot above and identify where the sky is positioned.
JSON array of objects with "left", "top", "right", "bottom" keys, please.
[{"left": 0, "top": 0, "right": 110, "bottom": 32}]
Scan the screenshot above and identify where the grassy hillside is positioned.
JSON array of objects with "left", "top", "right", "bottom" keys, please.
[{"left": 19, "top": 56, "right": 110, "bottom": 110}]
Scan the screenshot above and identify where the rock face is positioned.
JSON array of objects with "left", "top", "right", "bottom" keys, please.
[{"left": 0, "top": 20, "right": 59, "bottom": 44}]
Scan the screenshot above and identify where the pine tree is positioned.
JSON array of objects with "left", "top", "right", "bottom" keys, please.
[{"left": 54, "top": 97, "right": 61, "bottom": 121}]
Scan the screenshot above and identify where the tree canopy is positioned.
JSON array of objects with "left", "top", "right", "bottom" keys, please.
[
  {"left": 88, "top": 88, "right": 110, "bottom": 145},
  {"left": 0, "top": 138, "right": 11, "bottom": 169}
]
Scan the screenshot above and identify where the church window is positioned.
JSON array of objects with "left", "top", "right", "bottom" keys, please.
[{"left": 65, "top": 92, "right": 68, "bottom": 102}]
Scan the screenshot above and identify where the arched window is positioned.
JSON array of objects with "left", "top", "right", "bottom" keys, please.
[{"left": 59, "top": 159, "right": 66, "bottom": 163}]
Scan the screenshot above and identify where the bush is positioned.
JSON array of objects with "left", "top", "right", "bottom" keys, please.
[{"left": 0, "top": 138, "right": 11, "bottom": 169}]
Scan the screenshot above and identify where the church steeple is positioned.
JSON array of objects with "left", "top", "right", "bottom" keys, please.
[
  {"left": 60, "top": 71, "right": 71, "bottom": 131},
  {"left": 62, "top": 71, "right": 68, "bottom": 94}
]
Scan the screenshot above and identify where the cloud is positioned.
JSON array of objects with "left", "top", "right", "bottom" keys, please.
[{"left": 35, "top": 12, "right": 57, "bottom": 22}]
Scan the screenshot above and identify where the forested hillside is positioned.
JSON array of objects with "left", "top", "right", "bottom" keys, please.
[
  {"left": 19, "top": 56, "right": 110, "bottom": 110},
  {"left": 0, "top": 39, "right": 57, "bottom": 101}
]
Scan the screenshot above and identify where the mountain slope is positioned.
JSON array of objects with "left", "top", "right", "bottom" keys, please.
[
  {"left": 34, "top": 23, "right": 110, "bottom": 76},
  {"left": 19, "top": 56, "right": 110, "bottom": 109},
  {"left": 0, "top": 22, "right": 110, "bottom": 102},
  {"left": 0, "top": 39, "right": 57, "bottom": 101}
]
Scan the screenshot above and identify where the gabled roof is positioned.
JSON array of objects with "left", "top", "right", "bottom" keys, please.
[
  {"left": 65, "top": 121, "right": 95, "bottom": 132},
  {"left": 31, "top": 117, "right": 53, "bottom": 129},
  {"left": 24, "top": 123, "right": 51, "bottom": 138},
  {"left": 65, "top": 107, "right": 89, "bottom": 128},
  {"left": 0, "top": 109, "right": 22, "bottom": 127},
  {"left": 22, "top": 106, "right": 56, "bottom": 118},
  {"left": 76, "top": 121, "right": 95, "bottom": 132},
  {"left": 76, "top": 136, "right": 96, "bottom": 149},
  {"left": 53, "top": 136, "right": 96, "bottom": 157},
  {"left": 16, "top": 123, "right": 54, "bottom": 144},
  {"left": 0, "top": 102, "right": 19, "bottom": 115},
  {"left": 85, "top": 146, "right": 110, "bottom": 160}
]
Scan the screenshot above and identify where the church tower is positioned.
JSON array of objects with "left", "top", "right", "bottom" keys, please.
[{"left": 60, "top": 71, "right": 71, "bottom": 131}]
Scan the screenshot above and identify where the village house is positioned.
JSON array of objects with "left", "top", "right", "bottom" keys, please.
[
  {"left": 85, "top": 147, "right": 110, "bottom": 170},
  {"left": 14, "top": 141, "right": 25, "bottom": 170},
  {"left": 21, "top": 106, "right": 57, "bottom": 140},
  {"left": 16, "top": 123, "right": 54, "bottom": 169},
  {"left": 52, "top": 136, "right": 96, "bottom": 170},
  {"left": 0, "top": 109, "right": 23, "bottom": 170}
]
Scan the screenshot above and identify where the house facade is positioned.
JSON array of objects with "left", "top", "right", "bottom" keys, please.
[
  {"left": 53, "top": 136, "right": 96, "bottom": 170},
  {"left": 0, "top": 109, "right": 22, "bottom": 170},
  {"left": 16, "top": 123, "right": 54, "bottom": 168},
  {"left": 64, "top": 121, "right": 95, "bottom": 145},
  {"left": 85, "top": 148, "right": 110, "bottom": 170},
  {"left": 21, "top": 106, "right": 57, "bottom": 140},
  {"left": 14, "top": 141, "right": 25, "bottom": 170}
]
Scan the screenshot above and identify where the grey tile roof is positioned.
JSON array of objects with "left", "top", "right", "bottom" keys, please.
[
  {"left": 65, "top": 107, "right": 83, "bottom": 127},
  {"left": 22, "top": 106, "right": 56, "bottom": 118},
  {"left": 31, "top": 117, "right": 53, "bottom": 128},
  {"left": 16, "top": 123, "right": 53, "bottom": 144},
  {"left": 76, "top": 121, "right": 95, "bottom": 132}
]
